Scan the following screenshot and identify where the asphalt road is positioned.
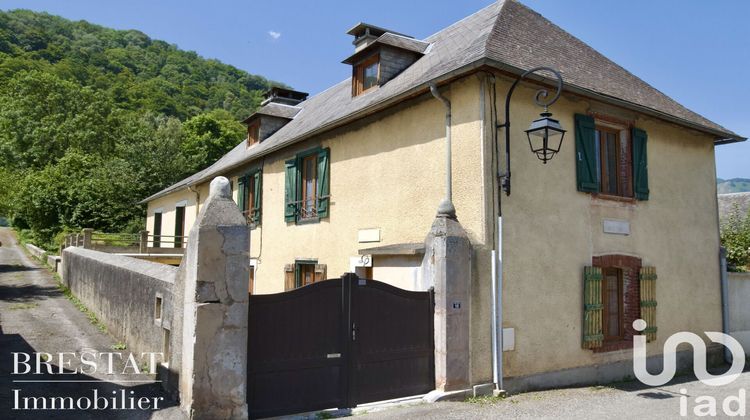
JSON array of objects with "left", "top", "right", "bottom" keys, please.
[
  {"left": 0, "top": 228, "right": 182, "bottom": 419},
  {"left": 357, "top": 367, "right": 750, "bottom": 419}
]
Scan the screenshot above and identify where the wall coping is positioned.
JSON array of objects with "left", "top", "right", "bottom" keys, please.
[
  {"left": 63, "top": 247, "right": 178, "bottom": 284},
  {"left": 728, "top": 272, "right": 750, "bottom": 281}
]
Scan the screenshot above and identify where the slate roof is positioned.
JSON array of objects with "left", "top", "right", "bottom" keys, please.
[
  {"left": 242, "top": 102, "right": 301, "bottom": 123},
  {"left": 142, "top": 0, "right": 744, "bottom": 203}
]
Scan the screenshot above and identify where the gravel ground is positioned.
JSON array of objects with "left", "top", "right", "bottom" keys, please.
[{"left": 0, "top": 228, "right": 184, "bottom": 419}]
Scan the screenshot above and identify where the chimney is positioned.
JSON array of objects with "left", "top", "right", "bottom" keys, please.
[
  {"left": 261, "top": 87, "right": 309, "bottom": 106},
  {"left": 347, "top": 23, "right": 410, "bottom": 52}
]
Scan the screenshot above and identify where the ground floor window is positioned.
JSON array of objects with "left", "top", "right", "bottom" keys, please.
[
  {"left": 284, "top": 261, "right": 327, "bottom": 290},
  {"left": 583, "top": 254, "right": 654, "bottom": 352}
]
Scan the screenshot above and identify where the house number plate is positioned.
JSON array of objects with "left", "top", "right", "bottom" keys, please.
[{"left": 327, "top": 353, "right": 341, "bottom": 359}]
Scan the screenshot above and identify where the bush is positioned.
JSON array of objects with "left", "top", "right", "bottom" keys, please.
[{"left": 721, "top": 205, "right": 750, "bottom": 272}]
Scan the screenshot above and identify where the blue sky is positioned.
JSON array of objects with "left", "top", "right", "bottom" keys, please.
[{"left": 2, "top": 0, "right": 748, "bottom": 179}]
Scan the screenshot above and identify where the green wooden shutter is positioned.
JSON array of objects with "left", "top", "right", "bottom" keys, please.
[
  {"left": 252, "top": 170, "right": 262, "bottom": 225},
  {"left": 284, "top": 159, "right": 298, "bottom": 222},
  {"left": 582, "top": 266, "right": 604, "bottom": 349},
  {"left": 640, "top": 266, "right": 657, "bottom": 342},
  {"left": 575, "top": 114, "right": 599, "bottom": 193},
  {"left": 632, "top": 127, "right": 649, "bottom": 200},
  {"left": 316, "top": 148, "right": 330, "bottom": 218},
  {"left": 237, "top": 175, "right": 247, "bottom": 213}
]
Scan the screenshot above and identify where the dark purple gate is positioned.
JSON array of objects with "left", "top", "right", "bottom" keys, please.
[{"left": 247, "top": 273, "right": 434, "bottom": 419}]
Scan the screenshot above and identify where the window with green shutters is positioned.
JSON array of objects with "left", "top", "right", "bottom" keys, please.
[
  {"left": 575, "top": 113, "right": 649, "bottom": 200},
  {"left": 284, "top": 147, "right": 331, "bottom": 223},
  {"left": 237, "top": 169, "right": 262, "bottom": 227}
]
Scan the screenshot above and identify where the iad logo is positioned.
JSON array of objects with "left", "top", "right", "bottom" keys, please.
[{"left": 632, "top": 319, "right": 745, "bottom": 387}]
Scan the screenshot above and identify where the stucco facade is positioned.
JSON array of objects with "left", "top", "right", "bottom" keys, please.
[{"left": 144, "top": 70, "right": 724, "bottom": 387}]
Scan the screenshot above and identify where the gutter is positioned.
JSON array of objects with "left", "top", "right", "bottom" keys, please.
[{"left": 141, "top": 58, "right": 745, "bottom": 204}]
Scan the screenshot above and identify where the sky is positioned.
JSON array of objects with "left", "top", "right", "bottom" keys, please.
[{"left": 1, "top": 0, "right": 748, "bottom": 179}]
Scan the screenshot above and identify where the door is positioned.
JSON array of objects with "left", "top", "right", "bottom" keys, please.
[
  {"left": 174, "top": 206, "right": 185, "bottom": 248},
  {"left": 153, "top": 212, "right": 162, "bottom": 248}
]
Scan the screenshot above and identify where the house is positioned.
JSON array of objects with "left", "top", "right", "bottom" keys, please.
[{"left": 140, "top": 0, "right": 745, "bottom": 392}]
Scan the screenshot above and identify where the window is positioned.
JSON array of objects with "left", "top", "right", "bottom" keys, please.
[
  {"left": 301, "top": 154, "right": 318, "bottom": 219},
  {"left": 575, "top": 114, "right": 649, "bottom": 200},
  {"left": 153, "top": 212, "right": 162, "bottom": 248},
  {"left": 284, "top": 262, "right": 327, "bottom": 290},
  {"left": 284, "top": 148, "right": 330, "bottom": 223},
  {"left": 247, "top": 121, "right": 260, "bottom": 146},
  {"left": 174, "top": 205, "right": 186, "bottom": 248},
  {"left": 237, "top": 170, "right": 262, "bottom": 227},
  {"left": 601, "top": 267, "right": 623, "bottom": 341},
  {"left": 353, "top": 54, "right": 379, "bottom": 96},
  {"left": 582, "top": 255, "right": 655, "bottom": 352},
  {"left": 595, "top": 125, "right": 632, "bottom": 197}
]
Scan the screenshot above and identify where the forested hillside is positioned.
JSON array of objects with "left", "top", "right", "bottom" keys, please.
[
  {"left": 717, "top": 178, "right": 750, "bottom": 194},
  {"left": 0, "top": 10, "right": 279, "bottom": 248}
]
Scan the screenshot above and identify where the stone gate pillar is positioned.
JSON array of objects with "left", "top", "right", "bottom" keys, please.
[
  {"left": 422, "top": 214, "right": 472, "bottom": 395},
  {"left": 175, "top": 177, "right": 249, "bottom": 419}
]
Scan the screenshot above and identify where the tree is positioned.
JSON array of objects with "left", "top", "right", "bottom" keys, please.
[{"left": 181, "top": 110, "right": 245, "bottom": 172}]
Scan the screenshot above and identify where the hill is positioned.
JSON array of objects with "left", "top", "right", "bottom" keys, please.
[
  {"left": 717, "top": 178, "right": 750, "bottom": 194},
  {"left": 0, "top": 9, "right": 282, "bottom": 247}
]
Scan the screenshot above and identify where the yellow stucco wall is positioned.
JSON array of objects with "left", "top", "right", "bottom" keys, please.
[
  {"left": 145, "top": 72, "right": 722, "bottom": 385},
  {"left": 492, "top": 76, "right": 722, "bottom": 379}
]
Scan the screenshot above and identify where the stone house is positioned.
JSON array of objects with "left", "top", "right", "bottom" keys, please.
[{"left": 140, "top": 0, "right": 744, "bottom": 391}]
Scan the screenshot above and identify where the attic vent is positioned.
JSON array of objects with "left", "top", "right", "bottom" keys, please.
[{"left": 343, "top": 23, "right": 429, "bottom": 97}]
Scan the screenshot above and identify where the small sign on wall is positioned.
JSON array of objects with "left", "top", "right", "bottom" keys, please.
[
  {"left": 603, "top": 219, "right": 630, "bottom": 235},
  {"left": 358, "top": 228, "right": 381, "bottom": 243}
]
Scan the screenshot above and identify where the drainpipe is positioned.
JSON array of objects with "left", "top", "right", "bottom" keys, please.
[
  {"left": 187, "top": 185, "right": 200, "bottom": 218},
  {"left": 719, "top": 247, "right": 732, "bottom": 363},
  {"left": 428, "top": 83, "right": 457, "bottom": 219}
]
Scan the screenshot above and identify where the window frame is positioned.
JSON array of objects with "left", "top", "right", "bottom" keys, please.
[
  {"left": 295, "top": 260, "right": 318, "bottom": 288},
  {"left": 300, "top": 154, "right": 318, "bottom": 221},
  {"left": 247, "top": 121, "right": 260, "bottom": 146},
  {"left": 352, "top": 53, "right": 380, "bottom": 96},
  {"left": 601, "top": 267, "right": 624, "bottom": 342},
  {"left": 593, "top": 117, "right": 634, "bottom": 200}
]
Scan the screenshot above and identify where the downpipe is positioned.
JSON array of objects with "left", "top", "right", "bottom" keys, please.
[
  {"left": 428, "top": 83, "right": 457, "bottom": 219},
  {"left": 720, "top": 247, "right": 732, "bottom": 364}
]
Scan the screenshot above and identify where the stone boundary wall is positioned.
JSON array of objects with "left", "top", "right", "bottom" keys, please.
[
  {"left": 24, "top": 243, "right": 46, "bottom": 260},
  {"left": 728, "top": 272, "right": 750, "bottom": 353},
  {"left": 61, "top": 247, "right": 178, "bottom": 365}
]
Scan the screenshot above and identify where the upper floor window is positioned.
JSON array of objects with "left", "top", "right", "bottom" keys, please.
[
  {"left": 575, "top": 114, "right": 649, "bottom": 200},
  {"left": 237, "top": 170, "right": 262, "bottom": 227},
  {"left": 285, "top": 148, "right": 330, "bottom": 223},
  {"left": 353, "top": 54, "right": 379, "bottom": 96},
  {"left": 595, "top": 125, "right": 632, "bottom": 198},
  {"left": 247, "top": 121, "right": 260, "bottom": 146}
]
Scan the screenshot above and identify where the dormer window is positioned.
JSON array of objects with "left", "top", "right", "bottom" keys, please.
[
  {"left": 353, "top": 54, "right": 380, "bottom": 96},
  {"left": 247, "top": 121, "right": 260, "bottom": 146}
]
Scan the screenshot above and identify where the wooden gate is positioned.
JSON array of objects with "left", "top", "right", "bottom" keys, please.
[{"left": 247, "top": 273, "right": 434, "bottom": 419}]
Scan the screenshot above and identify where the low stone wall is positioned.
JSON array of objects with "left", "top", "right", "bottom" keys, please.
[
  {"left": 728, "top": 272, "right": 750, "bottom": 353},
  {"left": 25, "top": 243, "right": 46, "bottom": 260},
  {"left": 61, "top": 247, "right": 178, "bottom": 365}
]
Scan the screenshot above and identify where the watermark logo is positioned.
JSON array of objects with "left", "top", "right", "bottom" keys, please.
[
  {"left": 632, "top": 319, "right": 747, "bottom": 417},
  {"left": 632, "top": 319, "right": 745, "bottom": 387}
]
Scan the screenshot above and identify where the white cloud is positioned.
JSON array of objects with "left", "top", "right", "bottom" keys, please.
[{"left": 268, "top": 31, "right": 281, "bottom": 40}]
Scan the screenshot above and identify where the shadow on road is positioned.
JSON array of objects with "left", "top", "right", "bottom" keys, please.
[
  {"left": 0, "top": 283, "right": 62, "bottom": 303},
  {"left": 0, "top": 265, "right": 41, "bottom": 274}
]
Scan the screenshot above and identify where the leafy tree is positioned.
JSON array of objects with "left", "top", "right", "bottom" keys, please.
[{"left": 181, "top": 110, "right": 245, "bottom": 172}]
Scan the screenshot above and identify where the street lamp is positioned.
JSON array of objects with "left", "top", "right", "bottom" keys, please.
[{"left": 496, "top": 66, "right": 566, "bottom": 195}]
